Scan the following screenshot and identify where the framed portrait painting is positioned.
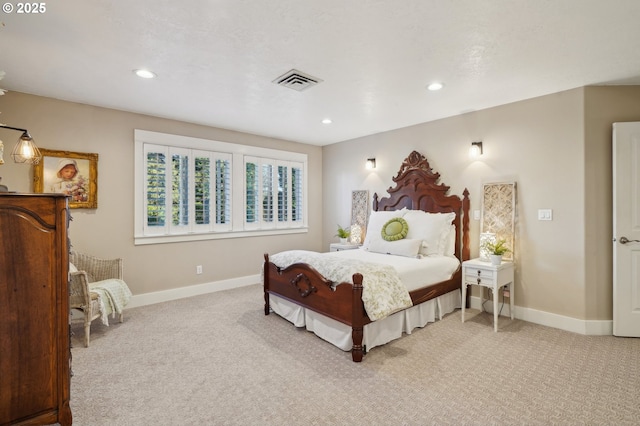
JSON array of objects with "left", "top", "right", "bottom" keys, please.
[{"left": 33, "top": 149, "right": 98, "bottom": 209}]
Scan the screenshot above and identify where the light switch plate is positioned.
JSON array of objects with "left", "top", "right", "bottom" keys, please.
[
  {"left": 538, "top": 209, "right": 552, "bottom": 220},
  {"left": 473, "top": 210, "right": 481, "bottom": 220}
]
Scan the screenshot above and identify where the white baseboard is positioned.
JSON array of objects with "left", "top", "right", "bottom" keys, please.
[
  {"left": 124, "top": 280, "right": 613, "bottom": 336},
  {"left": 127, "top": 274, "right": 260, "bottom": 309},
  {"left": 468, "top": 296, "right": 613, "bottom": 335}
]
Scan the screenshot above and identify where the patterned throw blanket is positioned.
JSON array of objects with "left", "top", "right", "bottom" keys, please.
[
  {"left": 269, "top": 250, "right": 412, "bottom": 321},
  {"left": 90, "top": 279, "right": 132, "bottom": 326}
]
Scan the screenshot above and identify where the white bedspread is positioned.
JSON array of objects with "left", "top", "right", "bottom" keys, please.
[
  {"left": 326, "top": 248, "right": 461, "bottom": 291},
  {"left": 269, "top": 250, "right": 413, "bottom": 321}
]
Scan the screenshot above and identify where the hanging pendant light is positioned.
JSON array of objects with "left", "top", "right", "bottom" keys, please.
[{"left": 0, "top": 125, "right": 42, "bottom": 164}]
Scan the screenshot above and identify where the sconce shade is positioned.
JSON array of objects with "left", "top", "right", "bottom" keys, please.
[
  {"left": 350, "top": 224, "right": 362, "bottom": 245},
  {"left": 469, "top": 141, "right": 483, "bottom": 159},
  {"left": 11, "top": 132, "right": 42, "bottom": 164},
  {"left": 366, "top": 158, "right": 376, "bottom": 169},
  {"left": 479, "top": 232, "right": 496, "bottom": 261}
]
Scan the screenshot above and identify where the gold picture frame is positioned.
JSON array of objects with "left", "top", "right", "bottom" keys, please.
[{"left": 33, "top": 149, "right": 98, "bottom": 209}]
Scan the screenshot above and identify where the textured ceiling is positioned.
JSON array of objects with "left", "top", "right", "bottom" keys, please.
[{"left": 1, "top": 0, "right": 640, "bottom": 146}]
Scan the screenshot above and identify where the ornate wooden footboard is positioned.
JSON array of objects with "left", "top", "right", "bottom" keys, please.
[
  {"left": 263, "top": 150, "right": 470, "bottom": 362},
  {"left": 263, "top": 256, "right": 369, "bottom": 361},
  {"left": 263, "top": 254, "right": 464, "bottom": 362}
]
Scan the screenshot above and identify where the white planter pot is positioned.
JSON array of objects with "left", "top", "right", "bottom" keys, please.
[
  {"left": 340, "top": 238, "right": 348, "bottom": 244},
  {"left": 490, "top": 254, "right": 503, "bottom": 266}
]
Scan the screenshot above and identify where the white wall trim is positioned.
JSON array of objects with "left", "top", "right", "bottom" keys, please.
[
  {"left": 123, "top": 283, "right": 613, "bottom": 336},
  {"left": 469, "top": 296, "right": 613, "bottom": 335},
  {"left": 127, "top": 274, "right": 260, "bottom": 309}
]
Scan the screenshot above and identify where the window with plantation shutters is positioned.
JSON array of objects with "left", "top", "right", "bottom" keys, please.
[
  {"left": 146, "top": 151, "right": 167, "bottom": 228},
  {"left": 140, "top": 144, "right": 233, "bottom": 237},
  {"left": 277, "top": 165, "right": 288, "bottom": 222},
  {"left": 194, "top": 155, "right": 211, "bottom": 225},
  {"left": 214, "top": 158, "right": 231, "bottom": 226},
  {"left": 245, "top": 161, "right": 258, "bottom": 224},
  {"left": 262, "top": 163, "right": 273, "bottom": 223},
  {"left": 191, "top": 150, "right": 232, "bottom": 233},
  {"left": 244, "top": 157, "right": 304, "bottom": 230},
  {"left": 291, "top": 164, "right": 303, "bottom": 224},
  {"left": 171, "top": 150, "right": 189, "bottom": 231},
  {"left": 135, "top": 130, "right": 307, "bottom": 245}
]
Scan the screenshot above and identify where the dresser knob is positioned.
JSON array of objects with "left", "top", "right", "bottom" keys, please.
[{"left": 477, "top": 270, "right": 481, "bottom": 276}]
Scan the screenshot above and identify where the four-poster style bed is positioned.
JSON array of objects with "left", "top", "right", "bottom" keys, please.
[{"left": 263, "top": 151, "right": 470, "bottom": 362}]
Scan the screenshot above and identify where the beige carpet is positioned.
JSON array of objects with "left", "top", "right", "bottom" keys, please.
[{"left": 69, "top": 284, "right": 640, "bottom": 425}]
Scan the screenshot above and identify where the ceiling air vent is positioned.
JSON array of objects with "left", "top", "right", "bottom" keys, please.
[{"left": 273, "top": 69, "right": 323, "bottom": 92}]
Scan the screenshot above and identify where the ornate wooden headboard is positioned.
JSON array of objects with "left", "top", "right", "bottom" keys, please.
[{"left": 373, "top": 151, "right": 470, "bottom": 261}]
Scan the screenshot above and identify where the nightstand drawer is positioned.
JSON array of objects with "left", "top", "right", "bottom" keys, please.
[
  {"left": 465, "top": 268, "right": 495, "bottom": 280},
  {"left": 465, "top": 276, "right": 491, "bottom": 286}
]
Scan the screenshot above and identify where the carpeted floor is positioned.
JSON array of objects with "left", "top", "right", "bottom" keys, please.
[{"left": 69, "top": 284, "right": 640, "bottom": 425}]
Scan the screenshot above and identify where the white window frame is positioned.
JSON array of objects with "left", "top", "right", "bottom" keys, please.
[{"left": 135, "top": 130, "right": 308, "bottom": 245}]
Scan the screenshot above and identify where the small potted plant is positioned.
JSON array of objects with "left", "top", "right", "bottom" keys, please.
[
  {"left": 483, "top": 239, "right": 511, "bottom": 265},
  {"left": 335, "top": 224, "right": 351, "bottom": 244}
]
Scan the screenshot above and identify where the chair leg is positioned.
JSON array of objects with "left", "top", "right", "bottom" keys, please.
[
  {"left": 119, "top": 312, "right": 124, "bottom": 323},
  {"left": 84, "top": 315, "right": 91, "bottom": 348}
]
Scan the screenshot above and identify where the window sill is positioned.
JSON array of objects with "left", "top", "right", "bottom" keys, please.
[{"left": 134, "top": 227, "right": 309, "bottom": 245}]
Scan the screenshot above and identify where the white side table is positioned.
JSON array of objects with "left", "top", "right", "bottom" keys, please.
[
  {"left": 461, "top": 258, "right": 515, "bottom": 332},
  {"left": 329, "top": 243, "right": 360, "bottom": 252}
]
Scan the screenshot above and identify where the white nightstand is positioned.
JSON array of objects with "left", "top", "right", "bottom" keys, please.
[
  {"left": 329, "top": 243, "right": 360, "bottom": 252},
  {"left": 461, "top": 258, "right": 514, "bottom": 332}
]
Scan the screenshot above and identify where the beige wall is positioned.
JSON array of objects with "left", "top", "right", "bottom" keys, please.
[
  {"left": 323, "top": 86, "right": 640, "bottom": 321},
  {"left": 583, "top": 86, "right": 640, "bottom": 319},
  {"left": 2, "top": 86, "right": 639, "bottom": 321},
  {"left": 0, "top": 92, "right": 323, "bottom": 295}
]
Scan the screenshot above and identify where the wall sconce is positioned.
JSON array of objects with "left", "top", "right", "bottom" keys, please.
[
  {"left": 366, "top": 158, "right": 376, "bottom": 170},
  {"left": 469, "top": 141, "right": 483, "bottom": 159},
  {"left": 0, "top": 125, "right": 42, "bottom": 165}
]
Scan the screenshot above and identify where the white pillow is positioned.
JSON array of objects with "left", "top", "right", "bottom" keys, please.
[
  {"left": 361, "top": 209, "right": 407, "bottom": 250},
  {"left": 403, "top": 210, "right": 456, "bottom": 256},
  {"left": 367, "top": 238, "right": 422, "bottom": 258},
  {"left": 443, "top": 225, "right": 456, "bottom": 257}
]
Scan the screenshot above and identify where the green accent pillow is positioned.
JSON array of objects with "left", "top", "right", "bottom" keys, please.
[{"left": 381, "top": 217, "right": 409, "bottom": 241}]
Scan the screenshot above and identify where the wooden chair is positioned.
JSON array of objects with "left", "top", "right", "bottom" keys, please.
[{"left": 69, "top": 251, "right": 126, "bottom": 347}]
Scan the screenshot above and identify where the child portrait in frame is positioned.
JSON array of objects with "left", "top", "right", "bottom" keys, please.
[{"left": 33, "top": 149, "right": 98, "bottom": 209}]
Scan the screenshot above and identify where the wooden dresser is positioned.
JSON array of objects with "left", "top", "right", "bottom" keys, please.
[{"left": 0, "top": 193, "right": 72, "bottom": 425}]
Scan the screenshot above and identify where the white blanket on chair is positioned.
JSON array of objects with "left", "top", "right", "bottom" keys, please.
[{"left": 90, "top": 279, "right": 132, "bottom": 326}]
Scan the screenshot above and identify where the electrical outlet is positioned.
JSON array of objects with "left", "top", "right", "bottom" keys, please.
[{"left": 196, "top": 265, "right": 203, "bottom": 274}]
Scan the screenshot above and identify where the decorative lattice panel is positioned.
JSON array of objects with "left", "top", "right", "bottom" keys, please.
[
  {"left": 350, "top": 190, "right": 369, "bottom": 244},
  {"left": 480, "top": 182, "right": 516, "bottom": 261}
]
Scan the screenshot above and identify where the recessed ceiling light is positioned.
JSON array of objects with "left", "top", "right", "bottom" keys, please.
[
  {"left": 427, "top": 82, "right": 444, "bottom": 91},
  {"left": 322, "top": 118, "right": 332, "bottom": 124},
  {"left": 134, "top": 69, "right": 156, "bottom": 79}
]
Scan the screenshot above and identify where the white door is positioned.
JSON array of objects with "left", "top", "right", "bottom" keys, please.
[{"left": 613, "top": 122, "right": 640, "bottom": 337}]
